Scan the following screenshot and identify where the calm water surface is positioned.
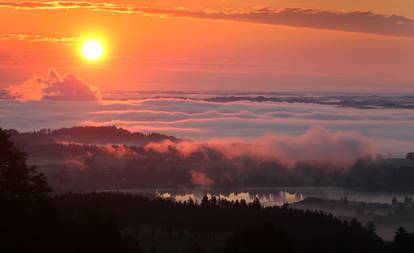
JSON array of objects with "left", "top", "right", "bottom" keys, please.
[{"left": 108, "top": 187, "right": 414, "bottom": 207}]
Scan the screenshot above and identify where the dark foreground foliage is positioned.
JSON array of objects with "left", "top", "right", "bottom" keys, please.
[
  {"left": 1, "top": 128, "right": 414, "bottom": 253},
  {"left": 2, "top": 191, "right": 414, "bottom": 253}
]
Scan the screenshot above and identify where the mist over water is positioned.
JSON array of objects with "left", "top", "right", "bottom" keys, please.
[
  {"left": 2, "top": 91, "right": 414, "bottom": 157},
  {"left": 109, "top": 187, "right": 414, "bottom": 206},
  {"left": 157, "top": 191, "right": 303, "bottom": 207}
]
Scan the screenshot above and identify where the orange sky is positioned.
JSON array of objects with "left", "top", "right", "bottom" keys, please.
[{"left": 1, "top": 0, "right": 414, "bottom": 92}]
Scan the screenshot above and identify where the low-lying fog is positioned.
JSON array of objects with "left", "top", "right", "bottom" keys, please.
[{"left": 109, "top": 187, "right": 414, "bottom": 206}]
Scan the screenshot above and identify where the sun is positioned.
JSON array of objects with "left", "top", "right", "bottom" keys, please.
[{"left": 82, "top": 40, "right": 104, "bottom": 61}]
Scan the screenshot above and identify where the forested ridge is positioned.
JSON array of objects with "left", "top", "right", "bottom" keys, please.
[{"left": 7, "top": 126, "right": 414, "bottom": 192}]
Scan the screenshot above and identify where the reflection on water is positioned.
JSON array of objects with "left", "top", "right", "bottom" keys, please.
[
  {"left": 108, "top": 187, "right": 414, "bottom": 207},
  {"left": 156, "top": 191, "right": 304, "bottom": 207}
]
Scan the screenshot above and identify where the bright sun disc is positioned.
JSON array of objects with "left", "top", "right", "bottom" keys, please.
[{"left": 82, "top": 40, "right": 104, "bottom": 60}]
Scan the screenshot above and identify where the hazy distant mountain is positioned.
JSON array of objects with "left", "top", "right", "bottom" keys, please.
[
  {"left": 6, "top": 126, "right": 180, "bottom": 146},
  {"left": 204, "top": 95, "right": 414, "bottom": 109}
]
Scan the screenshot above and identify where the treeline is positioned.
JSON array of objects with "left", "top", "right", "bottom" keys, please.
[
  {"left": 345, "top": 157, "right": 414, "bottom": 191},
  {"left": 4, "top": 192, "right": 414, "bottom": 253},
  {"left": 7, "top": 126, "right": 179, "bottom": 146}
]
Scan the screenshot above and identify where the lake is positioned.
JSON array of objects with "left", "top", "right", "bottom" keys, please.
[{"left": 107, "top": 187, "right": 414, "bottom": 207}]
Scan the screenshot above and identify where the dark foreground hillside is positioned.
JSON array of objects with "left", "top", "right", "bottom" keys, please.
[
  {"left": 1, "top": 128, "right": 414, "bottom": 252},
  {"left": 0, "top": 192, "right": 387, "bottom": 253},
  {"left": 4, "top": 191, "right": 414, "bottom": 253}
]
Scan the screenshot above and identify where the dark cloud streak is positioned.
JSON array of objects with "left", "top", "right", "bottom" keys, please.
[{"left": 0, "top": 1, "right": 413, "bottom": 38}]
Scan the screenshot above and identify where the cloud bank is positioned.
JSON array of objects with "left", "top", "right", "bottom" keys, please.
[
  {"left": 42, "top": 126, "right": 373, "bottom": 188},
  {"left": 138, "top": 7, "right": 414, "bottom": 38},
  {"left": 145, "top": 127, "right": 373, "bottom": 168},
  {"left": 0, "top": 1, "right": 413, "bottom": 38},
  {"left": 7, "top": 69, "right": 101, "bottom": 101},
  {"left": 1, "top": 92, "right": 414, "bottom": 156},
  {"left": 14, "top": 126, "right": 372, "bottom": 188}
]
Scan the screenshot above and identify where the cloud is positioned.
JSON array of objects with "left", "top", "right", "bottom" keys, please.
[
  {"left": 0, "top": 34, "right": 79, "bottom": 45},
  {"left": 145, "top": 127, "right": 374, "bottom": 168},
  {"left": 257, "top": 127, "right": 374, "bottom": 167},
  {"left": 101, "top": 145, "right": 138, "bottom": 158},
  {"left": 7, "top": 69, "right": 101, "bottom": 101},
  {"left": 1, "top": 94, "right": 414, "bottom": 156},
  {"left": 65, "top": 158, "right": 86, "bottom": 171},
  {"left": 190, "top": 170, "right": 214, "bottom": 186},
  {"left": 0, "top": 1, "right": 413, "bottom": 38},
  {"left": 0, "top": 1, "right": 108, "bottom": 10},
  {"left": 192, "top": 8, "right": 414, "bottom": 38}
]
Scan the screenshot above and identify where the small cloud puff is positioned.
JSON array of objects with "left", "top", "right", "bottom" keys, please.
[
  {"left": 7, "top": 69, "right": 101, "bottom": 101},
  {"left": 190, "top": 170, "right": 214, "bottom": 186}
]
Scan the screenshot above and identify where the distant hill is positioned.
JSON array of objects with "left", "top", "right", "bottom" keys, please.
[
  {"left": 6, "top": 126, "right": 180, "bottom": 146},
  {"left": 204, "top": 95, "right": 414, "bottom": 109}
]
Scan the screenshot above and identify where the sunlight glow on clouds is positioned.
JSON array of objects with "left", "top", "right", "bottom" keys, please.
[
  {"left": 0, "top": 34, "right": 79, "bottom": 45},
  {"left": 7, "top": 69, "right": 101, "bottom": 101},
  {"left": 145, "top": 126, "right": 374, "bottom": 168},
  {"left": 1, "top": 1, "right": 413, "bottom": 38}
]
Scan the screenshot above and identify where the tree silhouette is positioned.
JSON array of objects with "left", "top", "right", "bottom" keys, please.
[
  {"left": 201, "top": 195, "right": 209, "bottom": 208},
  {"left": 150, "top": 245, "right": 157, "bottom": 253},
  {"left": 224, "top": 223, "right": 294, "bottom": 253},
  {"left": 0, "top": 128, "right": 50, "bottom": 198},
  {"left": 406, "top": 152, "right": 414, "bottom": 161},
  {"left": 183, "top": 243, "right": 207, "bottom": 253},
  {"left": 392, "top": 227, "right": 412, "bottom": 252},
  {"left": 365, "top": 221, "right": 376, "bottom": 235},
  {"left": 395, "top": 227, "right": 408, "bottom": 241}
]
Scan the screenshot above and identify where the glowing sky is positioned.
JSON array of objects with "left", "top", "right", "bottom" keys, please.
[{"left": 1, "top": 0, "right": 414, "bottom": 92}]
